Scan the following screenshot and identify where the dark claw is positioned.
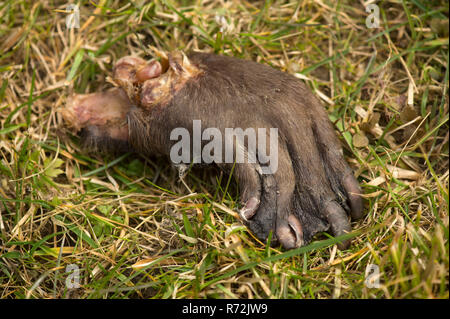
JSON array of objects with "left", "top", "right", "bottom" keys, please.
[
  {"left": 246, "top": 173, "right": 277, "bottom": 244},
  {"left": 343, "top": 174, "right": 364, "bottom": 220},
  {"left": 324, "top": 201, "right": 352, "bottom": 250}
]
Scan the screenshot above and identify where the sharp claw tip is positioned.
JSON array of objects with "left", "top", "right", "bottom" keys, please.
[
  {"left": 239, "top": 197, "right": 260, "bottom": 221},
  {"left": 239, "top": 209, "right": 249, "bottom": 222}
]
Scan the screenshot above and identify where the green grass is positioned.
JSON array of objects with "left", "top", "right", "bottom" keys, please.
[{"left": 0, "top": 0, "right": 448, "bottom": 298}]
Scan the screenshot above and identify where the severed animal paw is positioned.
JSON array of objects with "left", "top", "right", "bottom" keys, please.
[{"left": 61, "top": 51, "right": 364, "bottom": 250}]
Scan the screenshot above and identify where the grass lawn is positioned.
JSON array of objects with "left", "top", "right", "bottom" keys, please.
[{"left": 0, "top": 0, "right": 448, "bottom": 298}]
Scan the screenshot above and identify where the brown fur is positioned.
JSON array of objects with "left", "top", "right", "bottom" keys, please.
[{"left": 62, "top": 51, "right": 364, "bottom": 249}]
